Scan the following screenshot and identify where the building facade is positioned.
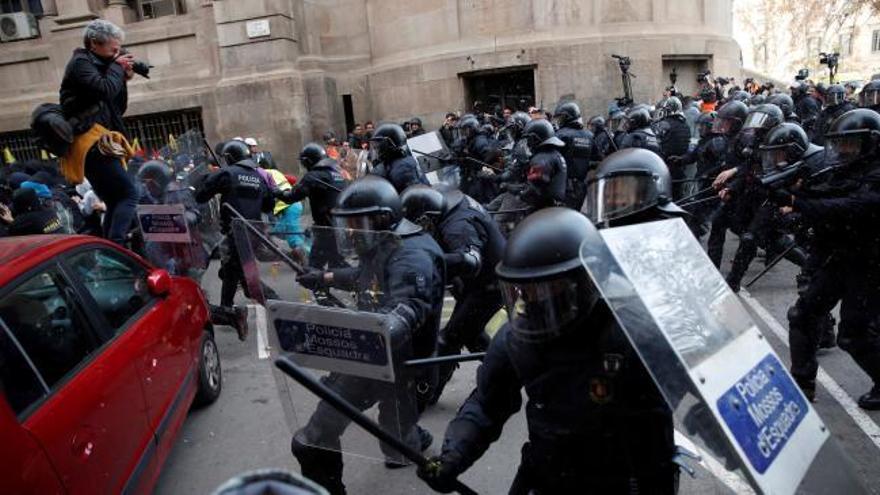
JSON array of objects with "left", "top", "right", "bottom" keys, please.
[{"left": 0, "top": 0, "right": 741, "bottom": 171}]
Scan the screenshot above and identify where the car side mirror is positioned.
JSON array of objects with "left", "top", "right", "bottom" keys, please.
[{"left": 147, "top": 269, "right": 172, "bottom": 297}]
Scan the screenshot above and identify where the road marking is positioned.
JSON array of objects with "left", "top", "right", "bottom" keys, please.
[
  {"left": 250, "top": 304, "right": 270, "bottom": 360},
  {"left": 674, "top": 430, "right": 755, "bottom": 494},
  {"left": 739, "top": 291, "right": 880, "bottom": 451}
]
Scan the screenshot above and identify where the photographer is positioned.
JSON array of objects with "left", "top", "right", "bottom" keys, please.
[{"left": 57, "top": 19, "right": 138, "bottom": 246}]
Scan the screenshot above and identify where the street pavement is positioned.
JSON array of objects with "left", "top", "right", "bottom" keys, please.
[{"left": 154, "top": 237, "right": 880, "bottom": 495}]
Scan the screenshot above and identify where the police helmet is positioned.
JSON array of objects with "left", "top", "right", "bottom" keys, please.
[
  {"left": 713, "top": 100, "right": 749, "bottom": 135},
  {"left": 495, "top": 207, "right": 601, "bottom": 343},
  {"left": 582, "top": 148, "right": 679, "bottom": 227},
  {"left": 332, "top": 175, "right": 402, "bottom": 232},
  {"left": 624, "top": 106, "right": 652, "bottom": 131},
  {"left": 743, "top": 103, "right": 784, "bottom": 132},
  {"left": 731, "top": 90, "right": 751, "bottom": 103},
  {"left": 299, "top": 143, "right": 327, "bottom": 170},
  {"left": 824, "top": 108, "right": 880, "bottom": 166},
  {"left": 696, "top": 111, "right": 717, "bottom": 138},
  {"left": 758, "top": 123, "right": 809, "bottom": 172},
  {"left": 211, "top": 469, "right": 329, "bottom": 495},
  {"left": 523, "top": 119, "right": 564, "bottom": 149},
  {"left": 826, "top": 84, "right": 847, "bottom": 107},
  {"left": 221, "top": 140, "right": 251, "bottom": 164},
  {"left": 767, "top": 94, "right": 795, "bottom": 118},
  {"left": 860, "top": 79, "right": 880, "bottom": 109},
  {"left": 400, "top": 184, "right": 447, "bottom": 232},
  {"left": 368, "top": 124, "right": 407, "bottom": 162},
  {"left": 137, "top": 160, "right": 172, "bottom": 200},
  {"left": 553, "top": 101, "right": 582, "bottom": 128},
  {"left": 659, "top": 96, "right": 683, "bottom": 118},
  {"left": 749, "top": 94, "right": 766, "bottom": 106}
]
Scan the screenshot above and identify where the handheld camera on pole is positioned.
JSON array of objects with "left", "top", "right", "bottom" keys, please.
[
  {"left": 819, "top": 52, "right": 840, "bottom": 85},
  {"left": 612, "top": 54, "right": 635, "bottom": 108}
]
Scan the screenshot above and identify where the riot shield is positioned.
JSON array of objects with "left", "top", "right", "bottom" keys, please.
[
  {"left": 408, "top": 131, "right": 450, "bottom": 173},
  {"left": 232, "top": 220, "right": 422, "bottom": 463},
  {"left": 579, "top": 218, "right": 866, "bottom": 494}
]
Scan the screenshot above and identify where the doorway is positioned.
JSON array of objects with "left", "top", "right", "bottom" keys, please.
[
  {"left": 662, "top": 56, "right": 711, "bottom": 99},
  {"left": 461, "top": 66, "right": 536, "bottom": 115}
]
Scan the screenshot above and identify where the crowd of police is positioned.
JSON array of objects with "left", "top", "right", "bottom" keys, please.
[{"left": 2, "top": 18, "right": 879, "bottom": 493}]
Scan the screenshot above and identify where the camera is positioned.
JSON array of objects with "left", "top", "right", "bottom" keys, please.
[
  {"left": 697, "top": 70, "right": 712, "bottom": 85},
  {"left": 819, "top": 52, "right": 839, "bottom": 70},
  {"left": 716, "top": 76, "right": 733, "bottom": 86},
  {"left": 795, "top": 68, "right": 810, "bottom": 81},
  {"left": 611, "top": 54, "right": 632, "bottom": 73},
  {"left": 118, "top": 48, "right": 153, "bottom": 79}
]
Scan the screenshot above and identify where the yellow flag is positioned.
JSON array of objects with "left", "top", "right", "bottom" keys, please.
[
  {"left": 2, "top": 147, "right": 15, "bottom": 164},
  {"left": 131, "top": 137, "right": 142, "bottom": 152},
  {"left": 168, "top": 134, "right": 178, "bottom": 152},
  {"left": 40, "top": 149, "right": 49, "bottom": 160}
]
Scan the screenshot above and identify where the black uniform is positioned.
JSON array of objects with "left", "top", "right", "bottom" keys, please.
[
  {"left": 195, "top": 158, "right": 274, "bottom": 307},
  {"left": 292, "top": 221, "right": 445, "bottom": 494},
  {"left": 556, "top": 123, "right": 596, "bottom": 209},
  {"left": 656, "top": 114, "right": 692, "bottom": 199},
  {"left": 432, "top": 194, "right": 506, "bottom": 402},
  {"left": 619, "top": 127, "right": 663, "bottom": 156},
  {"left": 811, "top": 102, "right": 855, "bottom": 145},
  {"left": 787, "top": 160, "right": 880, "bottom": 395},
  {"left": 460, "top": 133, "right": 500, "bottom": 204},
  {"left": 281, "top": 158, "right": 348, "bottom": 269},
  {"left": 794, "top": 94, "right": 821, "bottom": 135},
  {"left": 372, "top": 155, "right": 429, "bottom": 193},
  {"left": 677, "top": 134, "right": 728, "bottom": 237}
]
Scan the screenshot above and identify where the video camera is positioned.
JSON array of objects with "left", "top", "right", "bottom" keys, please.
[
  {"left": 795, "top": 68, "right": 810, "bottom": 81},
  {"left": 715, "top": 76, "right": 734, "bottom": 87},
  {"left": 819, "top": 52, "right": 839, "bottom": 70},
  {"left": 119, "top": 48, "right": 153, "bottom": 79},
  {"left": 697, "top": 70, "right": 712, "bottom": 85},
  {"left": 611, "top": 54, "right": 632, "bottom": 74}
]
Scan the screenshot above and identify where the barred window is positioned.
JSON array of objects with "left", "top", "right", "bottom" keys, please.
[
  {"left": 0, "top": 128, "right": 41, "bottom": 164},
  {"left": 0, "top": 0, "right": 43, "bottom": 15},
  {"left": 873, "top": 30, "right": 880, "bottom": 53},
  {"left": 124, "top": 107, "right": 204, "bottom": 156},
  {"left": 127, "top": 0, "right": 185, "bottom": 21}
]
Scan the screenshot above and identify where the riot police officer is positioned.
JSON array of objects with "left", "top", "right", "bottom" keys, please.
[
  {"left": 400, "top": 184, "right": 506, "bottom": 404},
  {"left": 582, "top": 148, "right": 686, "bottom": 228},
  {"left": 768, "top": 93, "right": 800, "bottom": 123},
  {"left": 589, "top": 115, "right": 616, "bottom": 159},
  {"left": 196, "top": 140, "right": 275, "bottom": 340},
  {"left": 811, "top": 84, "right": 855, "bottom": 145},
  {"left": 456, "top": 115, "right": 500, "bottom": 203},
  {"left": 553, "top": 102, "right": 597, "bottom": 209},
  {"left": 656, "top": 96, "right": 694, "bottom": 200},
  {"left": 859, "top": 79, "right": 880, "bottom": 111},
  {"left": 369, "top": 123, "right": 428, "bottom": 193},
  {"left": 791, "top": 82, "right": 821, "bottom": 135},
  {"left": 774, "top": 109, "right": 880, "bottom": 408},
  {"left": 618, "top": 106, "right": 663, "bottom": 156},
  {"left": 278, "top": 143, "right": 348, "bottom": 269},
  {"left": 417, "top": 207, "right": 677, "bottom": 494},
  {"left": 292, "top": 176, "right": 446, "bottom": 493},
  {"left": 519, "top": 119, "right": 567, "bottom": 209}
]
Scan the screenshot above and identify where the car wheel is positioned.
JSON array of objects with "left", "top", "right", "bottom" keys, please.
[{"left": 194, "top": 331, "right": 222, "bottom": 407}]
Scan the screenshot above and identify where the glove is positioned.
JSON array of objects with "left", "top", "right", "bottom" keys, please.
[
  {"left": 417, "top": 455, "right": 461, "bottom": 494},
  {"left": 767, "top": 188, "right": 795, "bottom": 207},
  {"left": 274, "top": 188, "right": 291, "bottom": 202},
  {"left": 297, "top": 269, "right": 326, "bottom": 290}
]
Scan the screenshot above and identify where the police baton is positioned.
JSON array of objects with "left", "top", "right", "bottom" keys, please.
[
  {"left": 404, "top": 352, "right": 486, "bottom": 368},
  {"left": 203, "top": 138, "right": 227, "bottom": 167},
  {"left": 744, "top": 243, "right": 797, "bottom": 289},
  {"left": 222, "top": 204, "right": 346, "bottom": 308},
  {"left": 274, "top": 356, "right": 480, "bottom": 495}
]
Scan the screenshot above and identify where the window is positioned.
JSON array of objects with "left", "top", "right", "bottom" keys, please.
[
  {"left": 66, "top": 249, "right": 152, "bottom": 331},
  {"left": 872, "top": 30, "right": 880, "bottom": 53},
  {"left": 0, "top": 270, "right": 98, "bottom": 392},
  {"left": 839, "top": 33, "right": 853, "bottom": 57},
  {"left": 128, "top": 0, "right": 184, "bottom": 21},
  {"left": 124, "top": 108, "right": 204, "bottom": 157},
  {"left": 0, "top": 318, "right": 48, "bottom": 416},
  {"left": 0, "top": 0, "right": 43, "bottom": 15}
]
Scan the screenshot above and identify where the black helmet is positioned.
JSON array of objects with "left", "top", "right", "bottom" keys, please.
[
  {"left": 332, "top": 175, "right": 402, "bottom": 231},
  {"left": 713, "top": 100, "right": 749, "bottom": 135},
  {"left": 731, "top": 90, "right": 751, "bottom": 103},
  {"left": 299, "top": 143, "right": 327, "bottom": 170},
  {"left": 12, "top": 187, "right": 40, "bottom": 215},
  {"left": 400, "top": 184, "right": 446, "bottom": 230},
  {"left": 824, "top": 108, "right": 880, "bottom": 166},
  {"left": 696, "top": 111, "right": 717, "bottom": 138},
  {"left": 749, "top": 94, "right": 766, "bottom": 106},
  {"left": 609, "top": 109, "right": 626, "bottom": 132},
  {"left": 588, "top": 115, "right": 606, "bottom": 130},
  {"left": 523, "top": 119, "right": 564, "bottom": 149},
  {"left": 743, "top": 103, "right": 784, "bottom": 132},
  {"left": 624, "top": 106, "right": 652, "bottom": 131},
  {"left": 767, "top": 94, "right": 795, "bottom": 118},
  {"left": 658, "top": 96, "right": 683, "bottom": 118},
  {"left": 137, "top": 160, "right": 172, "bottom": 200},
  {"left": 826, "top": 84, "right": 847, "bottom": 107},
  {"left": 700, "top": 87, "right": 718, "bottom": 103},
  {"left": 860, "top": 79, "right": 880, "bottom": 109},
  {"left": 758, "top": 123, "right": 809, "bottom": 172},
  {"left": 457, "top": 116, "right": 482, "bottom": 140},
  {"left": 409, "top": 117, "right": 423, "bottom": 128},
  {"left": 583, "top": 148, "right": 679, "bottom": 227},
  {"left": 495, "top": 207, "right": 601, "bottom": 343},
  {"left": 369, "top": 123, "right": 407, "bottom": 162},
  {"left": 509, "top": 111, "right": 531, "bottom": 140},
  {"left": 211, "top": 469, "right": 329, "bottom": 495},
  {"left": 790, "top": 82, "right": 807, "bottom": 97},
  {"left": 553, "top": 101, "right": 582, "bottom": 128},
  {"left": 221, "top": 140, "right": 251, "bottom": 164}
]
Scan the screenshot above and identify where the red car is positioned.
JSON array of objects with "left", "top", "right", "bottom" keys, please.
[{"left": 0, "top": 235, "right": 221, "bottom": 495}]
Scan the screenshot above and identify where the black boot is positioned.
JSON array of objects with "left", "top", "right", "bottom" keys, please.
[
  {"left": 385, "top": 425, "right": 433, "bottom": 469},
  {"left": 858, "top": 386, "right": 880, "bottom": 410},
  {"left": 794, "top": 376, "right": 816, "bottom": 402},
  {"left": 291, "top": 433, "right": 346, "bottom": 495},
  {"left": 817, "top": 314, "right": 837, "bottom": 350}
]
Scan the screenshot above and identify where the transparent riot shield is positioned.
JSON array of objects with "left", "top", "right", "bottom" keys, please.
[
  {"left": 231, "top": 220, "right": 422, "bottom": 464},
  {"left": 579, "top": 218, "right": 866, "bottom": 495},
  {"left": 409, "top": 131, "right": 450, "bottom": 172}
]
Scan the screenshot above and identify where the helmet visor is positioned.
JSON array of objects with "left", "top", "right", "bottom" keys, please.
[
  {"left": 827, "top": 92, "right": 845, "bottom": 106},
  {"left": 582, "top": 172, "right": 660, "bottom": 224},
  {"left": 712, "top": 117, "right": 738, "bottom": 134},
  {"left": 500, "top": 275, "right": 583, "bottom": 343},
  {"left": 825, "top": 135, "right": 863, "bottom": 165},
  {"left": 863, "top": 89, "right": 880, "bottom": 107},
  {"left": 759, "top": 147, "right": 792, "bottom": 173},
  {"left": 743, "top": 112, "right": 769, "bottom": 129},
  {"left": 332, "top": 214, "right": 390, "bottom": 254}
]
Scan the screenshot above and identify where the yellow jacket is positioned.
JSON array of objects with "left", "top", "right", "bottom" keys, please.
[{"left": 60, "top": 124, "right": 133, "bottom": 184}]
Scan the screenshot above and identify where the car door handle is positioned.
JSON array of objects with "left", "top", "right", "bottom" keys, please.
[{"left": 70, "top": 428, "right": 96, "bottom": 461}]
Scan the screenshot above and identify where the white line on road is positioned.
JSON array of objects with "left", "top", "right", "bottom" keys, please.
[
  {"left": 250, "top": 304, "right": 270, "bottom": 360},
  {"left": 739, "top": 291, "right": 880, "bottom": 451}
]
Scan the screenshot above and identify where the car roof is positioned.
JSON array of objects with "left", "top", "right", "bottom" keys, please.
[{"left": 0, "top": 235, "right": 121, "bottom": 285}]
